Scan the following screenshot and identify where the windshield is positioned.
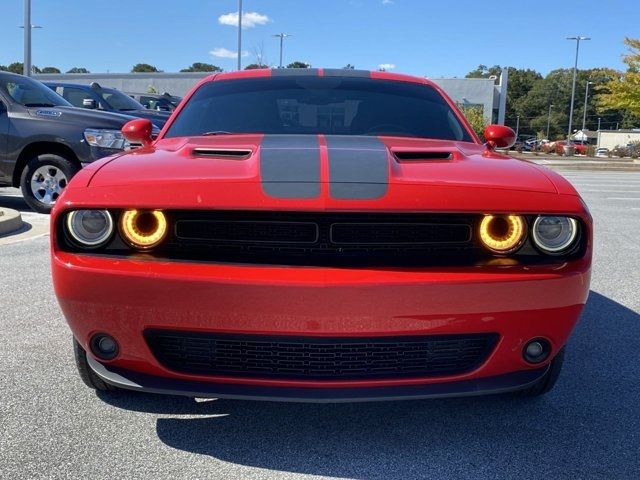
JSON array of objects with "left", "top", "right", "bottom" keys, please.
[
  {"left": 98, "top": 88, "right": 145, "bottom": 111},
  {"left": 0, "top": 76, "right": 72, "bottom": 107},
  {"left": 164, "top": 77, "right": 473, "bottom": 141}
]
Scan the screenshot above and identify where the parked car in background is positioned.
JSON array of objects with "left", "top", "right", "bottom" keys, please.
[
  {"left": 45, "top": 82, "right": 170, "bottom": 128},
  {"left": 54, "top": 68, "right": 592, "bottom": 402},
  {"left": 554, "top": 140, "right": 588, "bottom": 155},
  {"left": 0, "top": 72, "right": 141, "bottom": 213},
  {"left": 127, "top": 92, "right": 181, "bottom": 112},
  {"left": 595, "top": 148, "right": 609, "bottom": 157}
]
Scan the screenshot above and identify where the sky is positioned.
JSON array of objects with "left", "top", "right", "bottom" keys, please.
[{"left": 0, "top": 0, "right": 638, "bottom": 77}]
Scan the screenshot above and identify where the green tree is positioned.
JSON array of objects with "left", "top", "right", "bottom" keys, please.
[
  {"left": 131, "top": 63, "right": 159, "bottom": 73},
  {"left": 597, "top": 38, "right": 640, "bottom": 117},
  {"left": 343, "top": 64, "right": 356, "bottom": 69},
  {"left": 466, "top": 64, "right": 503, "bottom": 83},
  {"left": 244, "top": 63, "right": 267, "bottom": 70},
  {"left": 459, "top": 105, "right": 487, "bottom": 139},
  {"left": 66, "top": 67, "right": 90, "bottom": 73},
  {"left": 286, "top": 61, "right": 309, "bottom": 69},
  {"left": 40, "top": 66, "right": 61, "bottom": 74},
  {"left": 180, "top": 62, "right": 222, "bottom": 72},
  {"left": 0, "top": 65, "right": 7, "bottom": 71}
]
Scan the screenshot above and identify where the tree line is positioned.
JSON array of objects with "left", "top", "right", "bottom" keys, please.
[{"left": 466, "top": 37, "right": 640, "bottom": 139}]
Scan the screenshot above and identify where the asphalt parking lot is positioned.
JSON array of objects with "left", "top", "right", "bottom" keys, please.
[{"left": 1, "top": 171, "right": 639, "bottom": 480}]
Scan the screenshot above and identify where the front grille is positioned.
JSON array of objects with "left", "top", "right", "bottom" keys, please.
[
  {"left": 145, "top": 330, "right": 499, "bottom": 380},
  {"left": 161, "top": 211, "right": 480, "bottom": 267}
]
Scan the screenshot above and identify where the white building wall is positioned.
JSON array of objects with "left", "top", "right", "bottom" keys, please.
[{"left": 597, "top": 130, "right": 640, "bottom": 150}]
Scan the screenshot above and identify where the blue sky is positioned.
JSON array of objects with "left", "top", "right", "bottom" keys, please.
[{"left": 0, "top": 0, "right": 637, "bottom": 76}]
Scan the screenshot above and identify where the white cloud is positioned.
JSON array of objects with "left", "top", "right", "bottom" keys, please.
[
  {"left": 210, "top": 47, "right": 250, "bottom": 59},
  {"left": 382, "top": 0, "right": 394, "bottom": 4},
  {"left": 218, "top": 11, "right": 270, "bottom": 29},
  {"left": 378, "top": 63, "right": 396, "bottom": 71}
]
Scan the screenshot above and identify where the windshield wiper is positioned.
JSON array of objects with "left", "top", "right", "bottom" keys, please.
[
  {"left": 202, "top": 131, "right": 259, "bottom": 136},
  {"left": 24, "top": 103, "right": 56, "bottom": 107}
]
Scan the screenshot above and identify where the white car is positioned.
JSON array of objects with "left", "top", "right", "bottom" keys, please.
[{"left": 595, "top": 148, "right": 609, "bottom": 158}]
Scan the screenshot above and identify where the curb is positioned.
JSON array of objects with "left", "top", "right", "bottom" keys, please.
[{"left": 0, "top": 208, "right": 23, "bottom": 236}]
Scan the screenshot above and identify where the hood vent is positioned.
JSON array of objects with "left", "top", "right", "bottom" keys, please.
[
  {"left": 393, "top": 151, "right": 452, "bottom": 162},
  {"left": 191, "top": 148, "right": 252, "bottom": 160}
]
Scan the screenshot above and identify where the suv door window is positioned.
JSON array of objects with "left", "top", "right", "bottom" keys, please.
[{"left": 62, "top": 87, "right": 97, "bottom": 109}]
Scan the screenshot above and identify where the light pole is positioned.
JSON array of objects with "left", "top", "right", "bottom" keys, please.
[
  {"left": 597, "top": 117, "right": 601, "bottom": 131},
  {"left": 546, "top": 104, "right": 554, "bottom": 140},
  {"left": 515, "top": 115, "right": 520, "bottom": 141},
  {"left": 566, "top": 36, "right": 590, "bottom": 143},
  {"left": 20, "top": 0, "right": 42, "bottom": 76},
  {"left": 237, "top": 0, "right": 243, "bottom": 70},
  {"left": 272, "top": 33, "right": 292, "bottom": 68},
  {"left": 582, "top": 81, "right": 594, "bottom": 132}
]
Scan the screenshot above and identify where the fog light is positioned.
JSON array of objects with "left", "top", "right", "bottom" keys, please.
[
  {"left": 523, "top": 338, "right": 551, "bottom": 364},
  {"left": 90, "top": 333, "right": 119, "bottom": 360}
]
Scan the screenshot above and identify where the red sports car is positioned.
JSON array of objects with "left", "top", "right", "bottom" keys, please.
[{"left": 51, "top": 69, "right": 592, "bottom": 402}]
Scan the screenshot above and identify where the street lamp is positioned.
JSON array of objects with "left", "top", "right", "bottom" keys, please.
[
  {"left": 566, "top": 36, "right": 591, "bottom": 143},
  {"left": 20, "top": 0, "right": 42, "bottom": 76},
  {"left": 237, "top": 0, "right": 243, "bottom": 70},
  {"left": 515, "top": 115, "right": 520, "bottom": 141},
  {"left": 546, "top": 104, "right": 554, "bottom": 140},
  {"left": 582, "top": 81, "right": 594, "bottom": 132},
  {"left": 272, "top": 33, "right": 292, "bottom": 68}
]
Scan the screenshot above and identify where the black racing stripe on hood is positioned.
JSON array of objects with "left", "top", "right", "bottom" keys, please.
[
  {"left": 260, "top": 135, "right": 320, "bottom": 199},
  {"left": 325, "top": 136, "right": 389, "bottom": 200}
]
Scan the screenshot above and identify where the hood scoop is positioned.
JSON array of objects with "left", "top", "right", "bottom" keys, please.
[
  {"left": 393, "top": 150, "right": 453, "bottom": 162},
  {"left": 191, "top": 148, "right": 252, "bottom": 160}
]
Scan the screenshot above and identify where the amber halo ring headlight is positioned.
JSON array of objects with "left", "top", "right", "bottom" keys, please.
[
  {"left": 66, "top": 210, "right": 114, "bottom": 247},
  {"left": 119, "top": 209, "right": 168, "bottom": 249},
  {"left": 532, "top": 216, "right": 578, "bottom": 254},
  {"left": 479, "top": 214, "right": 526, "bottom": 254}
]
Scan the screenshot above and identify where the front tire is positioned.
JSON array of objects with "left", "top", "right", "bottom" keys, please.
[
  {"left": 20, "top": 154, "right": 78, "bottom": 214},
  {"left": 517, "top": 348, "right": 565, "bottom": 397},
  {"left": 73, "top": 338, "right": 119, "bottom": 391}
]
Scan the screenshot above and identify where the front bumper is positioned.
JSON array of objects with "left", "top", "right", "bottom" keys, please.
[
  {"left": 88, "top": 356, "right": 549, "bottom": 402},
  {"left": 53, "top": 249, "right": 590, "bottom": 399}
]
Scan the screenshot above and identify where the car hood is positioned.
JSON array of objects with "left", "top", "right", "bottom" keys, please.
[
  {"left": 27, "top": 106, "right": 137, "bottom": 128},
  {"left": 82, "top": 135, "right": 580, "bottom": 213}
]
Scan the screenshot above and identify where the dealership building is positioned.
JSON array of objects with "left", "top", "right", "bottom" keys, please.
[{"left": 35, "top": 70, "right": 509, "bottom": 124}]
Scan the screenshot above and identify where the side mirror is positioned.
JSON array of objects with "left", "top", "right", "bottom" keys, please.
[
  {"left": 483, "top": 125, "right": 516, "bottom": 149},
  {"left": 121, "top": 118, "right": 153, "bottom": 147},
  {"left": 82, "top": 98, "right": 97, "bottom": 109}
]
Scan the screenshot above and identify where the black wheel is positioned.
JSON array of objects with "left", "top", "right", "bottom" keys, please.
[
  {"left": 73, "top": 337, "right": 119, "bottom": 391},
  {"left": 517, "top": 347, "right": 565, "bottom": 397},
  {"left": 19, "top": 154, "right": 79, "bottom": 213}
]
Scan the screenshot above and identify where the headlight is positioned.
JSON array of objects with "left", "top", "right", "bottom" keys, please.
[
  {"left": 66, "top": 210, "right": 114, "bottom": 247},
  {"left": 119, "top": 209, "right": 167, "bottom": 249},
  {"left": 532, "top": 216, "right": 578, "bottom": 254},
  {"left": 84, "top": 129, "right": 127, "bottom": 149},
  {"left": 478, "top": 214, "right": 526, "bottom": 254}
]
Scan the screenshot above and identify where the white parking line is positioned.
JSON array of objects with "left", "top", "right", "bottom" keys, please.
[{"left": 606, "top": 197, "right": 640, "bottom": 200}]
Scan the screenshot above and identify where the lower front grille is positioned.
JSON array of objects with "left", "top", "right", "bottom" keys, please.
[{"left": 145, "top": 330, "right": 499, "bottom": 380}]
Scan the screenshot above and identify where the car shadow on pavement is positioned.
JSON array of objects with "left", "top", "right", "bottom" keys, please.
[
  {"left": 0, "top": 190, "right": 31, "bottom": 213},
  {"left": 98, "top": 291, "right": 640, "bottom": 479}
]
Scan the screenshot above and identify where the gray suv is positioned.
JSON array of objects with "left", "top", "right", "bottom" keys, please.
[{"left": 0, "top": 72, "right": 138, "bottom": 213}]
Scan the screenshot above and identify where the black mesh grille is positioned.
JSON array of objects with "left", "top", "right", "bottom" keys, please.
[
  {"left": 161, "top": 211, "right": 480, "bottom": 267},
  {"left": 145, "top": 330, "right": 499, "bottom": 380}
]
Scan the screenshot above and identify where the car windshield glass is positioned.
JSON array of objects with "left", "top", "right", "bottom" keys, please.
[
  {"left": 0, "top": 76, "right": 72, "bottom": 107},
  {"left": 98, "top": 88, "right": 145, "bottom": 111},
  {"left": 164, "top": 77, "right": 473, "bottom": 141}
]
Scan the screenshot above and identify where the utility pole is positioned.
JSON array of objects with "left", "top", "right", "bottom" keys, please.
[
  {"left": 546, "top": 104, "right": 554, "bottom": 140},
  {"left": 21, "top": 0, "right": 41, "bottom": 76},
  {"left": 272, "top": 33, "right": 292, "bottom": 68},
  {"left": 515, "top": 115, "right": 520, "bottom": 141},
  {"left": 597, "top": 117, "right": 601, "bottom": 131},
  {"left": 566, "top": 36, "right": 590, "bottom": 143},
  {"left": 582, "top": 81, "right": 593, "bottom": 132},
  {"left": 237, "top": 0, "right": 243, "bottom": 70}
]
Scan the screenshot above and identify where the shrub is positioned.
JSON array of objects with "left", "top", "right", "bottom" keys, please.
[
  {"left": 586, "top": 145, "right": 596, "bottom": 157},
  {"left": 612, "top": 145, "right": 628, "bottom": 158}
]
